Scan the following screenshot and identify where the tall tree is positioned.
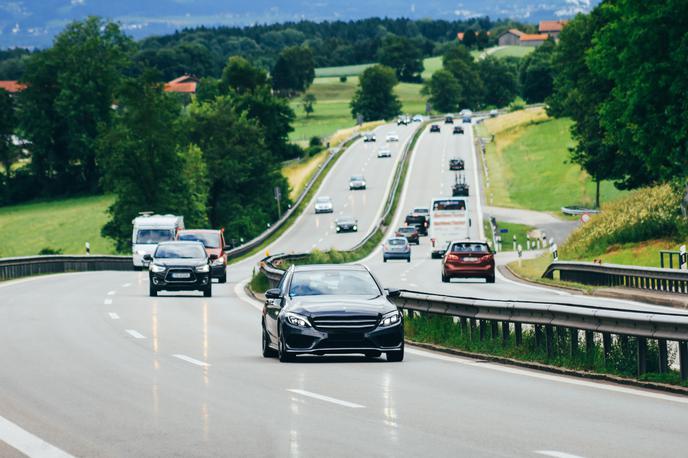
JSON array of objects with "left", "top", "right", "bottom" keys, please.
[
  {"left": 19, "top": 17, "right": 133, "bottom": 194},
  {"left": 98, "top": 70, "right": 208, "bottom": 251},
  {"left": 301, "top": 93, "right": 316, "bottom": 118},
  {"left": 377, "top": 35, "right": 424, "bottom": 83},
  {"left": 442, "top": 45, "right": 484, "bottom": 109},
  {"left": 477, "top": 57, "right": 518, "bottom": 107},
  {"left": 187, "top": 97, "right": 289, "bottom": 239},
  {"left": 0, "top": 89, "right": 18, "bottom": 179},
  {"left": 462, "top": 30, "right": 478, "bottom": 48},
  {"left": 519, "top": 40, "right": 555, "bottom": 103},
  {"left": 421, "top": 69, "right": 462, "bottom": 113},
  {"left": 350, "top": 65, "right": 402, "bottom": 121},
  {"left": 220, "top": 56, "right": 268, "bottom": 94},
  {"left": 272, "top": 46, "right": 315, "bottom": 96}
]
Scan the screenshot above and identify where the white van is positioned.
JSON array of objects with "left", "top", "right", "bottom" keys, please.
[
  {"left": 132, "top": 213, "right": 184, "bottom": 268},
  {"left": 428, "top": 197, "right": 471, "bottom": 258}
]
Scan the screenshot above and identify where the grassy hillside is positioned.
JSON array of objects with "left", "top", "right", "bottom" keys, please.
[
  {"left": 478, "top": 108, "right": 625, "bottom": 212},
  {"left": 314, "top": 63, "right": 374, "bottom": 78},
  {"left": 490, "top": 46, "right": 534, "bottom": 59},
  {"left": 0, "top": 195, "right": 116, "bottom": 257}
]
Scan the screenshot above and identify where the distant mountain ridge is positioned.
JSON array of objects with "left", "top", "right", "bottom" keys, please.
[{"left": 0, "top": 0, "right": 599, "bottom": 48}]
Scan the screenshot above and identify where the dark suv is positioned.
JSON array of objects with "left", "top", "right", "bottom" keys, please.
[
  {"left": 395, "top": 226, "right": 420, "bottom": 245},
  {"left": 145, "top": 241, "right": 215, "bottom": 297}
]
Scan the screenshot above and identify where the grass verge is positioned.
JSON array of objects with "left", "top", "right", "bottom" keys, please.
[
  {"left": 0, "top": 194, "right": 116, "bottom": 257},
  {"left": 485, "top": 220, "right": 536, "bottom": 252},
  {"left": 405, "top": 313, "right": 687, "bottom": 387},
  {"left": 281, "top": 150, "right": 330, "bottom": 200}
]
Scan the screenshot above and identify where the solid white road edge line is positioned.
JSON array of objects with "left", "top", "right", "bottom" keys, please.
[
  {"left": 172, "top": 354, "right": 210, "bottom": 367},
  {"left": 495, "top": 268, "right": 570, "bottom": 296},
  {"left": 235, "top": 280, "right": 262, "bottom": 311},
  {"left": 125, "top": 329, "right": 146, "bottom": 339},
  {"left": 405, "top": 347, "right": 688, "bottom": 405},
  {"left": 535, "top": 451, "right": 587, "bottom": 458},
  {"left": 0, "top": 414, "right": 74, "bottom": 458},
  {"left": 287, "top": 389, "right": 365, "bottom": 409},
  {"left": 108, "top": 312, "right": 120, "bottom": 320}
]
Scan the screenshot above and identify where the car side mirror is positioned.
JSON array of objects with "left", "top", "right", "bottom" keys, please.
[
  {"left": 386, "top": 288, "right": 401, "bottom": 298},
  {"left": 265, "top": 288, "right": 282, "bottom": 299},
  {"left": 209, "top": 254, "right": 219, "bottom": 261},
  {"left": 142, "top": 254, "right": 153, "bottom": 262}
]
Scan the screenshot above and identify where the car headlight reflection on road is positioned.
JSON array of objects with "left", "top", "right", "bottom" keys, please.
[
  {"left": 380, "top": 311, "right": 401, "bottom": 327},
  {"left": 150, "top": 264, "right": 166, "bottom": 273},
  {"left": 195, "top": 264, "right": 210, "bottom": 273},
  {"left": 285, "top": 312, "right": 310, "bottom": 327}
]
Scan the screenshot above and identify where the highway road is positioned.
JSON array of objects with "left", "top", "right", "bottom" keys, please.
[{"left": 1, "top": 119, "right": 688, "bottom": 457}]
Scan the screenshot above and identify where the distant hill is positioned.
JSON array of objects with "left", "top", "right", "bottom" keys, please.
[{"left": 0, "top": 0, "right": 599, "bottom": 48}]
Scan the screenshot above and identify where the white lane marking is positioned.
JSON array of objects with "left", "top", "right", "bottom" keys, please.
[
  {"left": 104, "top": 298, "right": 112, "bottom": 305},
  {"left": 287, "top": 389, "right": 365, "bottom": 409},
  {"left": 406, "top": 347, "right": 688, "bottom": 405},
  {"left": 410, "top": 283, "right": 419, "bottom": 288},
  {"left": 536, "top": 451, "right": 587, "bottom": 458},
  {"left": 0, "top": 414, "right": 74, "bottom": 458},
  {"left": 125, "top": 329, "right": 146, "bottom": 339},
  {"left": 495, "top": 268, "right": 569, "bottom": 296},
  {"left": 172, "top": 354, "right": 210, "bottom": 367},
  {"left": 107, "top": 290, "right": 115, "bottom": 296},
  {"left": 108, "top": 312, "right": 120, "bottom": 320},
  {"left": 121, "top": 283, "right": 131, "bottom": 288},
  {"left": 235, "top": 280, "right": 262, "bottom": 311}
]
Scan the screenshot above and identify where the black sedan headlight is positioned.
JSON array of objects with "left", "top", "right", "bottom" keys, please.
[
  {"left": 285, "top": 312, "right": 310, "bottom": 327},
  {"left": 195, "top": 264, "right": 210, "bottom": 273},
  {"left": 380, "top": 311, "right": 401, "bottom": 327},
  {"left": 150, "top": 264, "right": 166, "bottom": 273}
]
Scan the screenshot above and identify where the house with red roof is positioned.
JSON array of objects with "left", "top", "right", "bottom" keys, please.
[
  {"left": 0, "top": 81, "right": 27, "bottom": 94},
  {"left": 539, "top": 20, "right": 568, "bottom": 40},
  {"left": 498, "top": 29, "right": 525, "bottom": 46},
  {"left": 519, "top": 33, "right": 549, "bottom": 47},
  {"left": 163, "top": 75, "right": 199, "bottom": 94}
]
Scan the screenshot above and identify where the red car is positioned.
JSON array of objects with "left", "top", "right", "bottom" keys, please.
[
  {"left": 177, "top": 229, "right": 229, "bottom": 283},
  {"left": 441, "top": 241, "right": 495, "bottom": 283}
]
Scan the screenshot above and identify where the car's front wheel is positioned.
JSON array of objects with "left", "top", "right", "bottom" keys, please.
[
  {"left": 387, "top": 344, "right": 404, "bottom": 362},
  {"left": 383, "top": 257, "right": 387, "bottom": 263},
  {"left": 219, "top": 273, "right": 227, "bottom": 284},
  {"left": 203, "top": 284, "right": 212, "bottom": 297},
  {"left": 149, "top": 284, "right": 158, "bottom": 297},
  {"left": 262, "top": 326, "right": 277, "bottom": 358},
  {"left": 278, "top": 332, "right": 294, "bottom": 363}
]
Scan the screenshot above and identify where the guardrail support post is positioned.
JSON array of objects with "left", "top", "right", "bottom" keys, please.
[
  {"left": 658, "top": 339, "right": 668, "bottom": 374},
  {"left": 535, "top": 325, "right": 543, "bottom": 348},
  {"left": 479, "top": 320, "right": 486, "bottom": 341},
  {"left": 502, "top": 321, "right": 509, "bottom": 345},
  {"left": 679, "top": 341, "right": 688, "bottom": 381},
  {"left": 637, "top": 337, "right": 647, "bottom": 376},
  {"left": 491, "top": 321, "right": 498, "bottom": 340},
  {"left": 569, "top": 328, "right": 579, "bottom": 358},
  {"left": 515, "top": 323, "right": 522, "bottom": 346},
  {"left": 470, "top": 318, "right": 477, "bottom": 340},
  {"left": 406, "top": 309, "right": 413, "bottom": 321},
  {"left": 585, "top": 331, "right": 594, "bottom": 356},
  {"left": 603, "top": 333, "right": 612, "bottom": 366},
  {"left": 620, "top": 335, "right": 629, "bottom": 356},
  {"left": 545, "top": 325, "right": 554, "bottom": 358},
  {"left": 460, "top": 317, "right": 468, "bottom": 336}
]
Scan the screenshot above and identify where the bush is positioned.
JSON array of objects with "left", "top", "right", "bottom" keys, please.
[
  {"left": 561, "top": 183, "right": 685, "bottom": 258},
  {"left": 38, "top": 247, "right": 64, "bottom": 255},
  {"left": 339, "top": 75, "right": 347, "bottom": 83},
  {"left": 309, "top": 136, "right": 322, "bottom": 147},
  {"left": 508, "top": 99, "right": 526, "bottom": 112}
]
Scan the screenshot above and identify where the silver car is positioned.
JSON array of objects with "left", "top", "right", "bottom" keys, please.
[
  {"left": 314, "top": 196, "right": 333, "bottom": 214},
  {"left": 383, "top": 237, "right": 411, "bottom": 263},
  {"left": 349, "top": 175, "right": 367, "bottom": 190},
  {"left": 377, "top": 149, "right": 392, "bottom": 158}
]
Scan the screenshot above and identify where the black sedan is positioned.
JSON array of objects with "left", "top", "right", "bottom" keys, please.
[
  {"left": 335, "top": 216, "right": 358, "bottom": 233},
  {"left": 430, "top": 124, "right": 441, "bottom": 133},
  {"left": 145, "top": 241, "right": 215, "bottom": 297},
  {"left": 261, "top": 264, "right": 404, "bottom": 362},
  {"left": 453, "top": 126, "right": 464, "bottom": 135},
  {"left": 449, "top": 158, "right": 465, "bottom": 170}
]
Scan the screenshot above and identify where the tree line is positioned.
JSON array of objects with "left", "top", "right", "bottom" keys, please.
[{"left": 0, "top": 17, "right": 294, "bottom": 251}]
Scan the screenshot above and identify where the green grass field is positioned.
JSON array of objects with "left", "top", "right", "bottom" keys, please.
[
  {"left": 0, "top": 195, "right": 116, "bottom": 257},
  {"left": 479, "top": 109, "right": 625, "bottom": 212},
  {"left": 314, "top": 63, "right": 374, "bottom": 78},
  {"left": 490, "top": 46, "right": 534, "bottom": 59},
  {"left": 290, "top": 76, "right": 425, "bottom": 142}
]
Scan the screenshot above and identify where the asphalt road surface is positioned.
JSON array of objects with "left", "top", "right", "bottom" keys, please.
[{"left": 1, "top": 119, "right": 687, "bottom": 457}]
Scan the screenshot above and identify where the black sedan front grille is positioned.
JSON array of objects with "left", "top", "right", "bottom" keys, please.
[
  {"left": 312, "top": 315, "right": 379, "bottom": 331},
  {"left": 164, "top": 268, "right": 197, "bottom": 283}
]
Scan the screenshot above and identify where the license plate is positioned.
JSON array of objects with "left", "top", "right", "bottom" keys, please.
[
  {"left": 463, "top": 257, "right": 479, "bottom": 262},
  {"left": 172, "top": 272, "right": 191, "bottom": 278}
]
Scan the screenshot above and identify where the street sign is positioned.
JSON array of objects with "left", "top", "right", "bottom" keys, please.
[{"left": 499, "top": 228, "right": 509, "bottom": 233}]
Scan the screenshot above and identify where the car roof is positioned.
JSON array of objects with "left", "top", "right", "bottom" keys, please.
[
  {"left": 178, "top": 229, "right": 220, "bottom": 235},
  {"left": 293, "top": 264, "right": 368, "bottom": 272},
  {"left": 157, "top": 240, "right": 205, "bottom": 247},
  {"left": 387, "top": 237, "right": 408, "bottom": 242}
]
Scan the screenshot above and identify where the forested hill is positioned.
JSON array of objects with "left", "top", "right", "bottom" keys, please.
[{"left": 2, "top": 0, "right": 599, "bottom": 48}]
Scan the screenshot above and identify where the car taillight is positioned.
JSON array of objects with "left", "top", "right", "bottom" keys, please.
[
  {"left": 481, "top": 254, "right": 494, "bottom": 263},
  {"left": 446, "top": 254, "right": 460, "bottom": 262},
  {"left": 424, "top": 221, "right": 428, "bottom": 227}
]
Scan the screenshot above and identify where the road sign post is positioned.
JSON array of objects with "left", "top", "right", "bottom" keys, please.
[{"left": 274, "top": 186, "right": 282, "bottom": 218}]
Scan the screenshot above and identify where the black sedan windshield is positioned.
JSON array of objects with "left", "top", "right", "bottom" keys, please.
[
  {"left": 289, "top": 270, "right": 380, "bottom": 297},
  {"left": 155, "top": 244, "right": 206, "bottom": 259}
]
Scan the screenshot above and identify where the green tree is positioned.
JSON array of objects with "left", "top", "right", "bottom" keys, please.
[
  {"left": 462, "top": 30, "right": 477, "bottom": 48},
  {"left": 421, "top": 69, "right": 462, "bottom": 113},
  {"left": 187, "top": 97, "right": 289, "bottom": 239},
  {"left": 272, "top": 46, "right": 315, "bottom": 96},
  {"left": 477, "top": 57, "right": 518, "bottom": 107},
  {"left": 18, "top": 16, "right": 133, "bottom": 194},
  {"left": 520, "top": 40, "right": 555, "bottom": 103},
  {"left": 301, "top": 93, "right": 316, "bottom": 118},
  {"left": 548, "top": 11, "right": 618, "bottom": 207},
  {"left": 587, "top": 0, "right": 688, "bottom": 189},
  {"left": 98, "top": 70, "right": 208, "bottom": 251},
  {"left": 442, "top": 45, "right": 484, "bottom": 109},
  {"left": 0, "top": 89, "right": 18, "bottom": 179},
  {"left": 220, "top": 56, "right": 268, "bottom": 94},
  {"left": 350, "top": 65, "right": 402, "bottom": 121},
  {"left": 378, "top": 35, "right": 424, "bottom": 83}
]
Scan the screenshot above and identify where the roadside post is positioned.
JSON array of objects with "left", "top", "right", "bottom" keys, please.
[
  {"left": 681, "top": 245, "right": 687, "bottom": 270},
  {"left": 85, "top": 242, "right": 90, "bottom": 255},
  {"left": 517, "top": 244, "right": 523, "bottom": 258},
  {"left": 512, "top": 235, "right": 516, "bottom": 251},
  {"left": 274, "top": 187, "right": 282, "bottom": 218},
  {"left": 526, "top": 235, "right": 531, "bottom": 251},
  {"left": 550, "top": 243, "right": 559, "bottom": 261}
]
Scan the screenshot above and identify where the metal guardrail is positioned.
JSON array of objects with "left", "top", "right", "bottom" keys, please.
[
  {"left": 0, "top": 255, "right": 133, "bottom": 281},
  {"left": 226, "top": 134, "right": 362, "bottom": 260},
  {"left": 258, "top": 253, "right": 688, "bottom": 380},
  {"left": 561, "top": 206, "right": 601, "bottom": 216},
  {"left": 542, "top": 261, "right": 688, "bottom": 294}
]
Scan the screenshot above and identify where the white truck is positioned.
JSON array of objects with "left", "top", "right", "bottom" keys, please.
[
  {"left": 428, "top": 197, "right": 471, "bottom": 258},
  {"left": 132, "top": 213, "right": 184, "bottom": 269}
]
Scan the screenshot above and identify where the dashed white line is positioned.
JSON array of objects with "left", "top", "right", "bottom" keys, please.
[
  {"left": 104, "top": 298, "right": 112, "bottom": 305},
  {"left": 107, "top": 290, "right": 116, "bottom": 296},
  {"left": 0, "top": 415, "right": 74, "bottom": 458},
  {"left": 535, "top": 451, "right": 587, "bottom": 458},
  {"left": 125, "top": 329, "right": 146, "bottom": 339},
  {"left": 108, "top": 312, "right": 120, "bottom": 320},
  {"left": 287, "top": 389, "right": 365, "bottom": 409},
  {"left": 121, "top": 283, "right": 131, "bottom": 288},
  {"left": 172, "top": 354, "right": 210, "bottom": 367}
]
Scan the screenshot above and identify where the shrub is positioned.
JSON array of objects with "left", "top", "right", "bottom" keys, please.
[
  {"left": 561, "top": 183, "right": 685, "bottom": 258},
  {"left": 508, "top": 99, "right": 526, "bottom": 112},
  {"left": 309, "top": 136, "right": 322, "bottom": 147},
  {"left": 38, "top": 247, "right": 64, "bottom": 255},
  {"left": 339, "top": 75, "right": 347, "bottom": 83}
]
